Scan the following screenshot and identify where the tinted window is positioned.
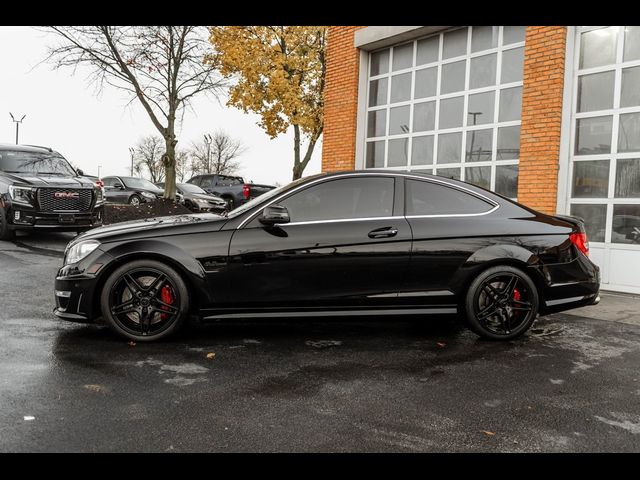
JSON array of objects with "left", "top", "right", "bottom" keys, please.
[
  {"left": 217, "top": 175, "right": 243, "bottom": 186},
  {"left": 200, "top": 177, "right": 215, "bottom": 189},
  {"left": 280, "top": 177, "right": 395, "bottom": 222},
  {"left": 405, "top": 179, "right": 493, "bottom": 215}
]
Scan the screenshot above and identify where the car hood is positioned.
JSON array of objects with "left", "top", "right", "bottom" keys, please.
[
  {"left": 190, "top": 193, "right": 225, "bottom": 202},
  {"left": 1, "top": 171, "right": 95, "bottom": 188},
  {"left": 72, "top": 213, "right": 228, "bottom": 245}
]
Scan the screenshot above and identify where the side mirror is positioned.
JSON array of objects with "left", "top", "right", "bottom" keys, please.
[
  {"left": 259, "top": 205, "right": 290, "bottom": 226},
  {"left": 114, "top": 183, "right": 124, "bottom": 190},
  {"left": 76, "top": 169, "right": 84, "bottom": 176}
]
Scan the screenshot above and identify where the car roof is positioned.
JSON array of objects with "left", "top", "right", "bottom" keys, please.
[{"left": 0, "top": 143, "right": 59, "bottom": 154}]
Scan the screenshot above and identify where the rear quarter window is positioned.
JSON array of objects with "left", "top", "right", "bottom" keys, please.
[{"left": 406, "top": 179, "right": 494, "bottom": 216}]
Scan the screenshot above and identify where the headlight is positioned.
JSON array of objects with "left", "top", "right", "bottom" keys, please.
[
  {"left": 65, "top": 240, "right": 100, "bottom": 265},
  {"left": 8, "top": 185, "right": 35, "bottom": 206},
  {"left": 141, "top": 191, "right": 156, "bottom": 199},
  {"left": 194, "top": 198, "right": 210, "bottom": 205}
]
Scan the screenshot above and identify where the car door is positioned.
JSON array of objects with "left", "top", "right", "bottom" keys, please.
[
  {"left": 224, "top": 175, "right": 412, "bottom": 309},
  {"left": 102, "top": 177, "right": 122, "bottom": 203},
  {"left": 401, "top": 178, "right": 497, "bottom": 304}
]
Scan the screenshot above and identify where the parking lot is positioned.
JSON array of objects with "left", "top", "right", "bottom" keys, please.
[{"left": 1, "top": 232, "right": 639, "bottom": 452}]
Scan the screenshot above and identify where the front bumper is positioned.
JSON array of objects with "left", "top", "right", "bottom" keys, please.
[
  {"left": 53, "top": 274, "right": 99, "bottom": 323},
  {"left": 8, "top": 204, "right": 104, "bottom": 231}
]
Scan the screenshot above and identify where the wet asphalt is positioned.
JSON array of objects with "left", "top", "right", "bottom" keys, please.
[{"left": 0, "top": 232, "right": 639, "bottom": 452}]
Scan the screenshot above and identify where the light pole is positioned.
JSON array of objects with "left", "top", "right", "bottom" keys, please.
[
  {"left": 9, "top": 113, "right": 26, "bottom": 145},
  {"left": 129, "top": 147, "right": 135, "bottom": 176},
  {"left": 203, "top": 134, "right": 213, "bottom": 173},
  {"left": 467, "top": 111, "right": 483, "bottom": 162},
  {"left": 97, "top": 165, "right": 102, "bottom": 179}
]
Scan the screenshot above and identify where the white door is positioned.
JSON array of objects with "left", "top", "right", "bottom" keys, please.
[{"left": 566, "top": 26, "right": 640, "bottom": 293}]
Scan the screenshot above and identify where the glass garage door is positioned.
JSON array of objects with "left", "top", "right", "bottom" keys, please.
[
  {"left": 364, "top": 26, "right": 525, "bottom": 199},
  {"left": 568, "top": 26, "right": 640, "bottom": 293}
]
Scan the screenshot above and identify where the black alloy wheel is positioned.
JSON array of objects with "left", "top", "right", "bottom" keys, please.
[
  {"left": 129, "top": 195, "right": 141, "bottom": 206},
  {"left": 465, "top": 265, "right": 539, "bottom": 340},
  {"left": 100, "top": 259, "right": 189, "bottom": 341}
]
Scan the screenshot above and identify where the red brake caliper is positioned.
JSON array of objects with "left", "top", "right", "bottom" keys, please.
[
  {"left": 159, "top": 284, "right": 174, "bottom": 320},
  {"left": 512, "top": 288, "right": 521, "bottom": 317}
]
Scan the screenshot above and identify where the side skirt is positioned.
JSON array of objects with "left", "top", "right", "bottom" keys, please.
[{"left": 200, "top": 306, "right": 458, "bottom": 321}]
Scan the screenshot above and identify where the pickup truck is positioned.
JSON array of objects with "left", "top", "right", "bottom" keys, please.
[{"left": 186, "top": 174, "right": 275, "bottom": 210}]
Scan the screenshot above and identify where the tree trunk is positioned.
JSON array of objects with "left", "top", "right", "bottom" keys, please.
[
  {"left": 292, "top": 124, "right": 302, "bottom": 180},
  {"left": 162, "top": 135, "right": 178, "bottom": 200}
]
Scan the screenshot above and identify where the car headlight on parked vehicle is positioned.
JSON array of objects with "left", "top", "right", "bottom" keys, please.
[
  {"left": 65, "top": 240, "right": 100, "bottom": 265},
  {"left": 141, "top": 191, "right": 156, "bottom": 200},
  {"left": 8, "top": 185, "right": 35, "bottom": 206}
]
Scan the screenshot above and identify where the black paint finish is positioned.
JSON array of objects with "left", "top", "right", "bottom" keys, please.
[{"left": 54, "top": 171, "right": 600, "bottom": 323}]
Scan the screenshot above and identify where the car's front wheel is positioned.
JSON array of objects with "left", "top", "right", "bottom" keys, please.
[
  {"left": 128, "top": 195, "right": 141, "bottom": 206},
  {"left": 100, "top": 259, "right": 190, "bottom": 341},
  {"left": 464, "top": 265, "right": 539, "bottom": 340}
]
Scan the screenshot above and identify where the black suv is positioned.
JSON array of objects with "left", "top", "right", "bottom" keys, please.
[{"left": 0, "top": 144, "right": 105, "bottom": 240}]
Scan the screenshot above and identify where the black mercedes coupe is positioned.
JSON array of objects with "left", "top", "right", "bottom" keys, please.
[{"left": 54, "top": 171, "right": 600, "bottom": 342}]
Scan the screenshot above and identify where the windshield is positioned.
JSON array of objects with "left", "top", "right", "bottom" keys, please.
[
  {"left": 178, "top": 183, "right": 207, "bottom": 194},
  {"left": 227, "top": 175, "right": 321, "bottom": 218},
  {"left": 0, "top": 150, "right": 77, "bottom": 176},
  {"left": 123, "top": 177, "right": 162, "bottom": 190}
]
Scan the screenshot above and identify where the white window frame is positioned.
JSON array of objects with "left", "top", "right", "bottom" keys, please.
[
  {"left": 565, "top": 26, "right": 640, "bottom": 248},
  {"left": 356, "top": 26, "right": 525, "bottom": 199}
]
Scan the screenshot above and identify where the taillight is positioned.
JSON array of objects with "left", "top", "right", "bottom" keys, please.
[
  {"left": 570, "top": 232, "right": 589, "bottom": 257},
  {"left": 242, "top": 184, "right": 250, "bottom": 199},
  {"left": 95, "top": 180, "right": 104, "bottom": 188}
]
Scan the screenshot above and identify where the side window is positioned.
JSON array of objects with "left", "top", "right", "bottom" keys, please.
[
  {"left": 218, "top": 175, "right": 242, "bottom": 186},
  {"left": 103, "top": 178, "right": 115, "bottom": 187},
  {"left": 200, "top": 177, "right": 214, "bottom": 190},
  {"left": 189, "top": 177, "right": 201, "bottom": 186},
  {"left": 405, "top": 179, "right": 493, "bottom": 216},
  {"left": 279, "top": 177, "right": 395, "bottom": 223}
]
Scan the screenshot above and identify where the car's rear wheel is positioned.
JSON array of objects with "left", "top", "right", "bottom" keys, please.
[
  {"left": 0, "top": 207, "right": 15, "bottom": 241},
  {"left": 464, "top": 265, "right": 539, "bottom": 340},
  {"left": 223, "top": 197, "right": 234, "bottom": 210},
  {"left": 129, "top": 195, "right": 141, "bottom": 206},
  {"left": 100, "top": 259, "right": 189, "bottom": 341}
]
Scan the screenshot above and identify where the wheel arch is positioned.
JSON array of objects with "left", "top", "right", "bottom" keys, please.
[
  {"left": 450, "top": 244, "right": 547, "bottom": 306},
  {"left": 91, "top": 240, "right": 210, "bottom": 318}
]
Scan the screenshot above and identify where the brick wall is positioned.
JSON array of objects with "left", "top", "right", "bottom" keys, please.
[
  {"left": 321, "top": 26, "right": 365, "bottom": 172},
  {"left": 518, "top": 26, "right": 568, "bottom": 214}
]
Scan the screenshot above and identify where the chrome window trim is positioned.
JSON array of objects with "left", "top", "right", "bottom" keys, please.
[
  {"left": 237, "top": 171, "right": 499, "bottom": 229},
  {"left": 284, "top": 216, "right": 404, "bottom": 227}
]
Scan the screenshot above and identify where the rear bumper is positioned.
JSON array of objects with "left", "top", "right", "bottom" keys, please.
[{"left": 536, "top": 253, "right": 601, "bottom": 315}]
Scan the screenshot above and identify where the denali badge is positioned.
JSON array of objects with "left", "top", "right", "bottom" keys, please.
[{"left": 54, "top": 192, "right": 79, "bottom": 199}]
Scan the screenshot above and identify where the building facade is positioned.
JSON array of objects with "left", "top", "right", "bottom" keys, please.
[{"left": 321, "top": 26, "right": 640, "bottom": 294}]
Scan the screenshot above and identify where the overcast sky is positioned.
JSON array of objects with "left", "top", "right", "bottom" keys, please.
[{"left": 0, "top": 26, "right": 322, "bottom": 186}]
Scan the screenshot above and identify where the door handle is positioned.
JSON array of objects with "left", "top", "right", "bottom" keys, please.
[{"left": 368, "top": 227, "right": 398, "bottom": 239}]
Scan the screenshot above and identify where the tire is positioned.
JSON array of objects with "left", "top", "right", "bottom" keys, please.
[
  {"left": 129, "top": 195, "right": 142, "bottom": 206},
  {"left": 464, "top": 265, "right": 539, "bottom": 340},
  {"left": 223, "top": 197, "right": 235, "bottom": 211},
  {"left": 100, "top": 259, "right": 190, "bottom": 342},
  {"left": 0, "top": 207, "right": 15, "bottom": 241}
]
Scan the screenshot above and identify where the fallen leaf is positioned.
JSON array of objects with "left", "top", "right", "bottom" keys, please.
[
  {"left": 482, "top": 431, "right": 496, "bottom": 436},
  {"left": 84, "top": 384, "right": 106, "bottom": 393},
  {"left": 206, "top": 352, "right": 216, "bottom": 359},
  {"left": 128, "top": 341, "right": 136, "bottom": 347},
  {"left": 436, "top": 342, "right": 446, "bottom": 348}
]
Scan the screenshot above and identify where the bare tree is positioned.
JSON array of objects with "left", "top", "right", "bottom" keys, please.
[
  {"left": 42, "top": 26, "right": 225, "bottom": 199},
  {"left": 190, "top": 130, "right": 245, "bottom": 176},
  {"left": 132, "top": 135, "right": 165, "bottom": 183},
  {"left": 175, "top": 149, "right": 191, "bottom": 183}
]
